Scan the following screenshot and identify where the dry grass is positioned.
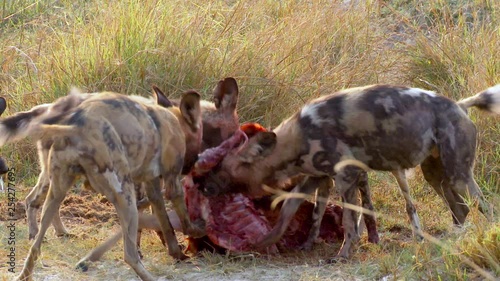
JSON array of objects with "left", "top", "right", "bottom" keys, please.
[{"left": 0, "top": 0, "right": 499, "bottom": 280}]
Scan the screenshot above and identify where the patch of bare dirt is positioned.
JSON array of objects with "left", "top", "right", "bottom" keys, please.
[
  {"left": 0, "top": 201, "right": 25, "bottom": 221},
  {"left": 0, "top": 187, "right": 117, "bottom": 229},
  {"left": 59, "top": 189, "right": 117, "bottom": 226}
]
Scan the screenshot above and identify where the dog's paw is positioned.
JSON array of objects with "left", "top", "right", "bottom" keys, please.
[
  {"left": 326, "top": 256, "right": 348, "bottom": 264},
  {"left": 75, "top": 261, "right": 90, "bottom": 272},
  {"left": 415, "top": 234, "right": 424, "bottom": 242}
]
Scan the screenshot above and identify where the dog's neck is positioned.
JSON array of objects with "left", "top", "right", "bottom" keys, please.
[{"left": 260, "top": 117, "right": 303, "bottom": 187}]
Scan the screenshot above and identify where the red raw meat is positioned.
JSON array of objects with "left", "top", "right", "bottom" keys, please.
[{"left": 183, "top": 124, "right": 344, "bottom": 255}]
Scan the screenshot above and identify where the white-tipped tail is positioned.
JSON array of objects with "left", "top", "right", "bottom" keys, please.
[
  {"left": 485, "top": 84, "right": 500, "bottom": 114},
  {"left": 458, "top": 84, "right": 500, "bottom": 114},
  {"left": 69, "top": 87, "right": 83, "bottom": 96}
]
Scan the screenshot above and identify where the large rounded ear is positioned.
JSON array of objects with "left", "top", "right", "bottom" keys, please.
[
  {"left": 240, "top": 131, "right": 277, "bottom": 163},
  {"left": 152, "top": 85, "right": 173, "bottom": 108},
  {"left": 213, "top": 77, "right": 239, "bottom": 112},
  {"left": 180, "top": 90, "right": 202, "bottom": 132},
  {"left": 0, "top": 97, "right": 6, "bottom": 116}
]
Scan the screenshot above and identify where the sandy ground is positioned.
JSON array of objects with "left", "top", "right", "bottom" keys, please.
[{"left": 0, "top": 189, "right": 393, "bottom": 281}]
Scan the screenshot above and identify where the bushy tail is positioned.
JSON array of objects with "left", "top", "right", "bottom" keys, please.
[
  {"left": 458, "top": 84, "right": 500, "bottom": 114},
  {"left": 0, "top": 114, "right": 79, "bottom": 146},
  {"left": 0, "top": 89, "right": 90, "bottom": 146},
  {"left": 0, "top": 103, "right": 52, "bottom": 145}
]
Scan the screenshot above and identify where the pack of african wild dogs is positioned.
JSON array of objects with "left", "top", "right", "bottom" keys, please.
[{"left": 0, "top": 78, "right": 499, "bottom": 281}]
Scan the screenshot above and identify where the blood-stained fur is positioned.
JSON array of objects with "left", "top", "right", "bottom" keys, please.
[
  {"left": 0, "top": 91, "right": 205, "bottom": 281},
  {"left": 203, "top": 84, "right": 500, "bottom": 261},
  {"left": 21, "top": 77, "right": 240, "bottom": 242}
]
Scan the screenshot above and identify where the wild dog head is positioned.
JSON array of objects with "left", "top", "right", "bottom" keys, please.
[
  {"left": 201, "top": 77, "right": 240, "bottom": 150},
  {"left": 0, "top": 97, "right": 8, "bottom": 175},
  {"left": 206, "top": 129, "right": 280, "bottom": 197},
  {"left": 170, "top": 77, "right": 241, "bottom": 151},
  {"left": 196, "top": 122, "right": 284, "bottom": 198}
]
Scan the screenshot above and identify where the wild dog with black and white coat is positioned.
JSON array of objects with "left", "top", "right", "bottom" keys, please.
[
  {"left": 0, "top": 90, "right": 205, "bottom": 281},
  {"left": 202, "top": 84, "right": 500, "bottom": 260}
]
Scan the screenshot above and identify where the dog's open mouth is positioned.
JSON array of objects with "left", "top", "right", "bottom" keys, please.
[{"left": 182, "top": 123, "right": 344, "bottom": 254}]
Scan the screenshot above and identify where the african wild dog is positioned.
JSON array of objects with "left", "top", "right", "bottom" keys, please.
[
  {"left": 73, "top": 77, "right": 242, "bottom": 266},
  {"left": 174, "top": 77, "right": 241, "bottom": 169},
  {"left": 202, "top": 84, "right": 500, "bottom": 260},
  {"left": 204, "top": 77, "right": 240, "bottom": 148},
  {"left": 0, "top": 90, "right": 205, "bottom": 281},
  {"left": 21, "top": 77, "right": 240, "bottom": 242}
]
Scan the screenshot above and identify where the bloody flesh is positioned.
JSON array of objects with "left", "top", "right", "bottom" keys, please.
[{"left": 183, "top": 124, "right": 344, "bottom": 254}]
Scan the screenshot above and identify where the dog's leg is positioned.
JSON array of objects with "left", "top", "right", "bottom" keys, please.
[
  {"left": 26, "top": 143, "right": 70, "bottom": 240},
  {"left": 164, "top": 174, "right": 205, "bottom": 239},
  {"left": 465, "top": 174, "right": 492, "bottom": 220},
  {"left": 300, "top": 176, "right": 332, "bottom": 250},
  {"left": 114, "top": 180, "right": 155, "bottom": 281},
  {"left": 432, "top": 117, "right": 488, "bottom": 225},
  {"left": 356, "top": 171, "right": 379, "bottom": 243},
  {"left": 448, "top": 169, "right": 490, "bottom": 223},
  {"left": 135, "top": 183, "right": 148, "bottom": 258},
  {"left": 254, "top": 176, "right": 317, "bottom": 249},
  {"left": 76, "top": 231, "right": 122, "bottom": 271},
  {"left": 83, "top": 170, "right": 155, "bottom": 281},
  {"left": 421, "top": 155, "right": 468, "bottom": 225},
  {"left": 25, "top": 170, "right": 50, "bottom": 240},
  {"left": 146, "top": 177, "right": 188, "bottom": 260},
  {"left": 77, "top": 184, "right": 151, "bottom": 270},
  {"left": 17, "top": 170, "right": 75, "bottom": 281},
  {"left": 51, "top": 208, "right": 71, "bottom": 237},
  {"left": 26, "top": 173, "right": 70, "bottom": 239},
  {"left": 75, "top": 210, "right": 182, "bottom": 269},
  {"left": 332, "top": 166, "right": 362, "bottom": 261},
  {"left": 392, "top": 169, "right": 423, "bottom": 240}
]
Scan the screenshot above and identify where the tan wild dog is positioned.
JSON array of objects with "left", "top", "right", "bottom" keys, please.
[
  {"left": 21, "top": 77, "right": 240, "bottom": 242},
  {"left": 201, "top": 84, "right": 500, "bottom": 261},
  {"left": 0, "top": 90, "right": 205, "bottom": 281},
  {"left": 75, "top": 77, "right": 243, "bottom": 267}
]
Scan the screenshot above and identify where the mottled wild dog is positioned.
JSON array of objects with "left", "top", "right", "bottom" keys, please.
[
  {"left": 198, "top": 76, "right": 240, "bottom": 150},
  {"left": 0, "top": 90, "right": 204, "bottom": 281},
  {"left": 202, "top": 84, "right": 500, "bottom": 260},
  {"left": 22, "top": 77, "right": 240, "bottom": 241},
  {"left": 75, "top": 77, "right": 242, "bottom": 266}
]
